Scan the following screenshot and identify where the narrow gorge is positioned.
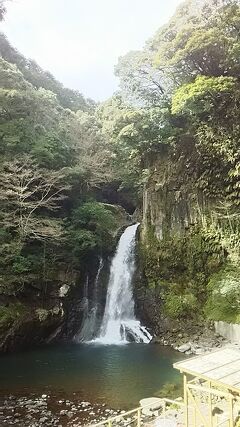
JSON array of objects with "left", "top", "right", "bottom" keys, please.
[{"left": 0, "top": 0, "right": 240, "bottom": 425}]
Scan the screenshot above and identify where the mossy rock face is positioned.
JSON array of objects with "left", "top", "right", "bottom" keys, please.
[
  {"left": 138, "top": 220, "right": 227, "bottom": 327},
  {"left": 0, "top": 301, "right": 65, "bottom": 352},
  {"left": 0, "top": 303, "right": 27, "bottom": 331},
  {"left": 139, "top": 216, "right": 240, "bottom": 326},
  {"left": 139, "top": 145, "right": 240, "bottom": 328}
]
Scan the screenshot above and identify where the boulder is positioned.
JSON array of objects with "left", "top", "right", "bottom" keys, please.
[
  {"left": 178, "top": 343, "right": 191, "bottom": 353},
  {"left": 139, "top": 398, "right": 164, "bottom": 416}
]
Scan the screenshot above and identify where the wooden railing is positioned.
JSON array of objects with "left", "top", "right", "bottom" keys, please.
[
  {"left": 185, "top": 379, "right": 240, "bottom": 427},
  {"left": 89, "top": 387, "right": 240, "bottom": 427},
  {"left": 89, "top": 397, "right": 185, "bottom": 427}
]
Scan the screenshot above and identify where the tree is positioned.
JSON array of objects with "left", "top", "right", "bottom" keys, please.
[
  {"left": 70, "top": 110, "right": 114, "bottom": 190},
  {"left": 0, "top": 34, "right": 95, "bottom": 112},
  {"left": 0, "top": 156, "right": 69, "bottom": 241},
  {"left": 98, "top": 95, "right": 176, "bottom": 185},
  {"left": 152, "top": 0, "right": 240, "bottom": 84},
  {"left": 68, "top": 201, "right": 117, "bottom": 258},
  {"left": 172, "top": 75, "right": 240, "bottom": 203},
  {"left": 172, "top": 75, "right": 237, "bottom": 116},
  {"left": 115, "top": 51, "right": 167, "bottom": 106},
  {"left": 0, "top": 58, "right": 81, "bottom": 168}
]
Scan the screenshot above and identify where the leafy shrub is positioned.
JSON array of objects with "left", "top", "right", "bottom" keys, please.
[
  {"left": 68, "top": 201, "right": 117, "bottom": 258},
  {"left": 71, "top": 229, "right": 97, "bottom": 256},
  {"left": 72, "top": 201, "right": 116, "bottom": 232},
  {"left": 12, "top": 255, "right": 32, "bottom": 274},
  {"left": 0, "top": 303, "right": 27, "bottom": 329},
  {"left": 205, "top": 265, "right": 240, "bottom": 323},
  {"left": 0, "top": 228, "right": 11, "bottom": 244},
  {"left": 165, "top": 292, "right": 198, "bottom": 319}
]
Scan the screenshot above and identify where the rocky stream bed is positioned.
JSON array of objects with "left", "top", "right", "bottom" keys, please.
[
  {"left": 0, "top": 393, "right": 125, "bottom": 427},
  {"left": 151, "top": 322, "right": 230, "bottom": 355}
]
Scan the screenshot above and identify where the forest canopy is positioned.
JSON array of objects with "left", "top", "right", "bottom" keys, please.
[{"left": 0, "top": 0, "right": 240, "bottom": 324}]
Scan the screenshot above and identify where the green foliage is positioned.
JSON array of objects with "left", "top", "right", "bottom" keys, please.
[
  {"left": 0, "top": 61, "right": 79, "bottom": 168},
  {"left": 171, "top": 74, "right": 240, "bottom": 202},
  {"left": 102, "top": 1, "right": 240, "bottom": 222},
  {"left": 155, "top": 382, "right": 183, "bottom": 400},
  {"left": 97, "top": 95, "right": 179, "bottom": 200},
  {"left": 0, "top": 34, "right": 94, "bottom": 112},
  {"left": 0, "top": 303, "right": 27, "bottom": 330},
  {"left": 141, "top": 221, "right": 226, "bottom": 320},
  {"left": 0, "top": 228, "right": 11, "bottom": 244},
  {"left": 70, "top": 229, "right": 98, "bottom": 257},
  {"left": 153, "top": 0, "right": 240, "bottom": 82},
  {"left": 12, "top": 256, "right": 32, "bottom": 274},
  {"left": 0, "top": 37, "right": 117, "bottom": 298},
  {"left": 99, "top": 96, "right": 175, "bottom": 154},
  {"left": 165, "top": 292, "right": 198, "bottom": 319},
  {"left": 1, "top": 0, "right": 240, "bottom": 328},
  {"left": 68, "top": 202, "right": 117, "bottom": 259},
  {"left": 172, "top": 76, "right": 237, "bottom": 115},
  {"left": 205, "top": 265, "right": 240, "bottom": 323},
  {"left": 72, "top": 202, "right": 116, "bottom": 231},
  {"left": 115, "top": 50, "right": 166, "bottom": 105}
]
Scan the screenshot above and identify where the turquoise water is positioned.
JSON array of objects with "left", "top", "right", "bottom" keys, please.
[{"left": 0, "top": 343, "right": 183, "bottom": 409}]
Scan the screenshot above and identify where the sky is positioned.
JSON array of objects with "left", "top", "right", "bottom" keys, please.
[{"left": 1, "top": 0, "right": 183, "bottom": 101}]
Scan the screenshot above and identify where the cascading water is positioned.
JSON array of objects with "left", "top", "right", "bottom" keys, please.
[
  {"left": 75, "top": 258, "right": 104, "bottom": 342},
  {"left": 94, "top": 223, "right": 152, "bottom": 344}
]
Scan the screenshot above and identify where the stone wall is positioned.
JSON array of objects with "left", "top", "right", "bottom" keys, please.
[{"left": 215, "top": 321, "right": 240, "bottom": 343}]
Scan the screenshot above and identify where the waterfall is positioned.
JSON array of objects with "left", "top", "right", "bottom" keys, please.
[
  {"left": 94, "top": 223, "right": 152, "bottom": 345},
  {"left": 75, "top": 258, "right": 104, "bottom": 342}
]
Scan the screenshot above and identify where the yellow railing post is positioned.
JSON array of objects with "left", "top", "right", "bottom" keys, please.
[
  {"left": 137, "top": 408, "right": 141, "bottom": 427},
  {"left": 229, "top": 395, "right": 234, "bottom": 427},
  {"left": 90, "top": 397, "right": 185, "bottom": 426},
  {"left": 209, "top": 381, "right": 213, "bottom": 427},
  {"left": 187, "top": 385, "right": 209, "bottom": 427},
  {"left": 163, "top": 400, "right": 166, "bottom": 418},
  {"left": 184, "top": 374, "right": 189, "bottom": 427},
  {"left": 194, "top": 406, "right": 197, "bottom": 427}
]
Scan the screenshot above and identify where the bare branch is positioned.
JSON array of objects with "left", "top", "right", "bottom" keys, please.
[{"left": 0, "top": 155, "right": 70, "bottom": 241}]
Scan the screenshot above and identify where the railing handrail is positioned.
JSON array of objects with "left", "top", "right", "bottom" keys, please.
[{"left": 90, "top": 397, "right": 185, "bottom": 426}]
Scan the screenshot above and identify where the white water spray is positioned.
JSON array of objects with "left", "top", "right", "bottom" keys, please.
[
  {"left": 95, "top": 224, "right": 152, "bottom": 344},
  {"left": 75, "top": 258, "right": 104, "bottom": 342}
]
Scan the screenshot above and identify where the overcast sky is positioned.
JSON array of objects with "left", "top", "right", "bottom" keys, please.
[{"left": 2, "top": 0, "right": 183, "bottom": 101}]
